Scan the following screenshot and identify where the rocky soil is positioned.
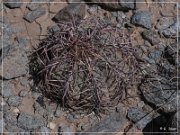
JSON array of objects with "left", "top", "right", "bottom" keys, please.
[{"left": 0, "top": 0, "right": 179, "bottom": 134}]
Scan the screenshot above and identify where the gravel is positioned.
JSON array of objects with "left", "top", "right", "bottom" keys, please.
[
  {"left": 7, "top": 96, "right": 22, "bottom": 107},
  {"left": 4, "top": 0, "right": 22, "bottom": 9},
  {"left": 24, "top": 8, "right": 46, "bottom": 23},
  {"left": 131, "top": 10, "right": 152, "bottom": 29},
  {"left": 142, "top": 30, "right": 160, "bottom": 45},
  {"left": 17, "top": 112, "right": 46, "bottom": 130}
]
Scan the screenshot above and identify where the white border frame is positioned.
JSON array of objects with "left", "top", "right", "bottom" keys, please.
[{"left": 1, "top": 1, "right": 179, "bottom": 134}]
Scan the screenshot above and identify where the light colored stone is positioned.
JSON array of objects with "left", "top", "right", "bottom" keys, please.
[
  {"left": 48, "top": 122, "right": 56, "bottom": 130},
  {"left": 13, "top": 108, "right": 20, "bottom": 115}
]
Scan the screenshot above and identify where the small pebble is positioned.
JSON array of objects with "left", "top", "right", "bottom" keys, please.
[
  {"left": 48, "top": 122, "right": 56, "bottom": 130},
  {"left": 13, "top": 108, "right": 20, "bottom": 115},
  {"left": 19, "top": 90, "right": 28, "bottom": 97}
]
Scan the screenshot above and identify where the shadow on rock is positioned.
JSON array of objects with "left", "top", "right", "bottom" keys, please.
[{"left": 142, "top": 113, "right": 177, "bottom": 135}]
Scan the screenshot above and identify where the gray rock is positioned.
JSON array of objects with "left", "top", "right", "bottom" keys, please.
[
  {"left": 19, "top": 78, "right": 29, "bottom": 86},
  {"left": 24, "top": 8, "right": 46, "bottom": 23},
  {"left": 1, "top": 101, "right": 11, "bottom": 112},
  {"left": 58, "top": 126, "right": 73, "bottom": 135},
  {"left": 31, "top": 92, "right": 42, "bottom": 99},
  {"left": 33, "top": 101, "right": 44, "bottom": 115},
  {"left": 7, "top": 96, "right": 22, "bottom": 107},
  {"left": 164, "top": 43, "right": 178, "bottom": 65},
  {"left": 0, "top": 47, "right": 29, "bottom": 79},
  {"left": 17, "top": 37, "right": 29, "bottom": 47},
  {"left": 54, "top": 108, "right": 62, "bottom": 117},
  {"left": 4, "top": 112, "right": 17, "bottom": 126},
  {"left": 136, "top": 115, "right": 153, "bottom": 130},
  {"left": 140, "top": 79, "right": 179, "bottom": 113},
  {"left": 0, "top": 39, "right": 10, "bottom": 50},
  {"left": 115, "top": 11, "right": 130, "bottom": 28},
  {"left": 26, "top": 0, "right": 50, "bottom": 11},
  {"left": 131, "top": 10, "right": 152, "bottom": 29},
  {"left": 26, "top": 3, "right": 39, "bottom": 11},
  {"left": 156, "top": 17, "right": 174, "bottom": 30},
  {"left": 90, "top": 0, "right": 121, "bottom": 10},
  {"left": 142, "top": 55, "right": 155, "bottom": 64},
  {"left": 26, "top": 0, "right": 40, "bottom": 11},
  {"left": 4, "top": 0, "right": 22, "bottom": 9},
  {"left": 127, "top": 107, "right": 148, "bottom": 122},
  {"left": 46, "top": 105, "right": 56, "bottom": 118},
  {"left": 0, "top": 81, "right": 14, "bottom": 98},
  {"left": 148, "top": 50, "right": 162, "bottom": 63},
  {"left": 90, "top": 0, "right": 134, "bottom": 10},
  {"left": 66, "top": 114, "right": 75, "bottom": 123},
  {"left": 0, "top": 41, "right": 11, "bottom": 63},
  {"left": 52, "top": 3, "right": 86, "bottom": 23},
  {"left": 40, "top": 127, "right": 51, "bottom": 135},
  {"left": 111, "top": 11, "right": 118, "bottom": 17},
  {"left": 127, "top": 107, "right": 152, "bottom": 129},
  {"left": 19, "top": 90, "right": 28, "bottom": 97},
  {"left": 17, "top": 112, "right": 46, "bottom": 130},
  {"left": 48, "top": 25, "right": 60, "bottom": 34},
  {"left": 142, "top": 30, "right": 160, "bottom": 45},
  {"left": 82, "top": 109, "right": 127, "bottom": 134},
  {"left": 5, "top": 125, "right": 22, "bottom": 132},
  {"left": 162, "top": 22, "right": 178, "bottom": 38},
  {"left": 1, "top": 21, "right": 14, "bottom": 41},
  {"left": 120, "top": 0, "right": 135, "bottom": 10}
]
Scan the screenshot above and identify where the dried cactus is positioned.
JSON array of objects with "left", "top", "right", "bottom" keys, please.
[{"left": 30, "top": 17, "right": 142, "bottom": 115}]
